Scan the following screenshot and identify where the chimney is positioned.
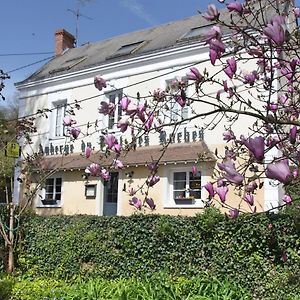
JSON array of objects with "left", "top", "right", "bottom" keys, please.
[{"left": 55, "top": 29, "right": 75, "bottom": 56}]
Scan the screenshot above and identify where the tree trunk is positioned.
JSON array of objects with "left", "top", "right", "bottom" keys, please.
[{"left": 6, "top": 204, "right": 14, "bottom": 273}]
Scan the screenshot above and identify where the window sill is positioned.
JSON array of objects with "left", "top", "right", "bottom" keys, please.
[
  {"left": 36, "top": 204, "right": 62, "bottom": 208},
  {"left": 49, "top": 136, "right": 66, "bottom": 141}
]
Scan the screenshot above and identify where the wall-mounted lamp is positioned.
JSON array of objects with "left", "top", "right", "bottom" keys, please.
[{"left": 125, "top": 171, "right": 134, "bottom": 178}]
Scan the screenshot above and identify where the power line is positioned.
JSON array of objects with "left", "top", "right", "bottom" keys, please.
[
  {"left": 7, "top": 56, "right": 54, "bottom": 74},
  {"left": 0, "top": 52, "right": 53, "bottom": 57}
]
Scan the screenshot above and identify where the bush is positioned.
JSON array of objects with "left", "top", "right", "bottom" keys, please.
[{"left": 14, "top": 207, "right": 300, "bottom": 299}]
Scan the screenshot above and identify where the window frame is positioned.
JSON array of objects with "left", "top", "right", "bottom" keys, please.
[
  {"left": 51, "top": 99, "right": 67, "bottom": 139},
  {"left": 165, "top": 167, "right": 204, "bottom": 208},
  {"left": 103, "top": 90, "right": 123, "bottom": 131},
  {"left": 37, "top": 176, "right": 63, "bottom": 208}
]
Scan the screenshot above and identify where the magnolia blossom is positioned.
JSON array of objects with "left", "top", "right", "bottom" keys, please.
[
  {"left": 218, "top": 160, "right": 244, "bottom": 185},
  {"left": 203, "top": 4, "right": 219, "bottom": 21},
  {"left": 187, "top": 67, "right": 203, "bottom": 82},
  {"left": 265, "top": 159, "right": 292, "bottom": 184},
  {"left": 129, "top": 197, "right": 142, "bottom": 210},
  {"left": 85, "top": 147, "right": 92, "bottom": 159},
  {"left": 94, "top": 75, "right": 107, "bottom": 91},
  {"left": 98, "top": 101, "right": 115, "bottom": 116},
  {"left": 216, "top": 186, "right": 228, "bottom": 203},
  {"left": 128, "top": 187, "right": 136, "bottom": 196},
  {"left": 243, "top": 70, "right": 259, "bottom": 86},
  {"left": 117, "top": 117, "right": 130, "bottom": 133},
  {"left": 245, "top": 181, "right": 258, "bottom": 193},
  {"left": 192, "top": 165, "right": 198, "bottom": 177},
  {"left": 87, "top": 163, "right": 101, "bottom": 176},
  {"left": 282, "top": 195, "right": 292, "bottom": 205},
  {"left": 229, "top": 208, "right": 239, "bottom": 219},
  {"left": 294, "top": 7, "right": 300, "bottom": 18},
  {"left": 240, "top": 136, "right": 265, "bottom": 161},
  {"left": 244, "top": 193, "right": 254, "bottom": 206},
  {"left": 153, "top": 89, "right": 166, "bottom": 102},
  {"left": 223, "top": 130, "right": 235, "bottom": 142},
  {"left": 224, "top": 57, "right": 237, "bottom": 79},
  {"left": 112, "top": 159, "right": 124, "bottom": 169},
  {"left": 208, "top": 39, "right": 225, "bottom": 65},
  {"left": 146, "top": 197, "right": 156, "bottom": 210},
  {"left": 146, "top": 175, "right": 160, "bottom": 187},
  {"left": 290, "top": 126, "right": 297, "bottom": 144},
  {"left": 100, "top": 168, "right": 110, "bottom": 181},
  {"left": 227, "top": 2, "right": 243, "bottom": 13},
  {"left": 264, "top": 17, "right": 286, "bottom": 47},
  {"left": 202, "top": 25, "right": 222, "bottom": 43},
  {"left": 105, "top": 134, "right": 117, "bottom": 149},
  {"left": 70, "top": 127, "right": 81, "bottom": 139},
  {"left": 145, "top": 113, "right": 154, "bottom": 131},
  {"left": 63, "top": 116, "right": 76, "bottom": 126},
  {"left": 120, "top": 96, "right": 130, "bottom": 111},
  {"left": 147, "top": 162, "right": 158, "bottom": 173},
  {"left": 204, "top": 182, "right": 215, "bottom": 199}
]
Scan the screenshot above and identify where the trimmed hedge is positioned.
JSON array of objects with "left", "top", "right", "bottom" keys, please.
[{"left": 14, "top": 208, "right": 300, "bottom": 299}]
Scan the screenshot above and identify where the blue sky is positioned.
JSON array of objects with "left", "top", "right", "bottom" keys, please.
[{"left": 0, "top": 0, "right": 299, "bottom": 104}]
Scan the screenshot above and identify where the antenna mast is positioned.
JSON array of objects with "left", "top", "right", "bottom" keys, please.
[{"left": 67, "top": 5, "right": 92, "bottom": 46}]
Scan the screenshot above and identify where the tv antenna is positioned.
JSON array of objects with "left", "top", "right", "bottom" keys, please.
[{"left": 67, "top": 7, "right": 93, "bottom": 46}]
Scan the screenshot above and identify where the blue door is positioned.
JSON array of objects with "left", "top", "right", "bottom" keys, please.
[{"left": 103, "top": 172, "right": 118, "bottom": 216}]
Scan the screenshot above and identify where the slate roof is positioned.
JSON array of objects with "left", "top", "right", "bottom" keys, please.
[
  {"left": 18, "top": 14, "right": 223, "bottom": 85},
  {"left": 39, "top": 141, "right": 216, "bottom": 171}
]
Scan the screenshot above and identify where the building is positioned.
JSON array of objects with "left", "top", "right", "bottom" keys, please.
[{"left": 14, "top": 5, "right": 288, "bottom": 216}]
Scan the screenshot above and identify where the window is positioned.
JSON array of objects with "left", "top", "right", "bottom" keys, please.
[
  {"left": 42, "top": 177, "right": 62, "bottom": 206},
  {"left": 52, "top": 100, "right": 67, "bottom": 138},
  {"left": 165, "top": 78, "right": 189, "bottom": 122},
  {"left": 105, "top": 90, "right": 123, "bottom": 130},
  {"left": 171, "top": 170, "right": 202, "bottom": 206},
  {"left": 179, "top": 24, "right": 213, "bottom": 41},
  {"left": 108, "top": 41, "right": 145, "bottom": 59}
]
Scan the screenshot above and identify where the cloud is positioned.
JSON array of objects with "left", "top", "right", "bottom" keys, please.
[{"left": 120, "top": 0, "right": 157, "bottom": 26}]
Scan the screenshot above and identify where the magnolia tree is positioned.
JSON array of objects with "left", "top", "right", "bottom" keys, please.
[{"left": 17, "top": 0, "right": 300, "bottom": 221}]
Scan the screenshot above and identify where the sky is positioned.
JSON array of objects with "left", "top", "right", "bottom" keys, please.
[{"left": 0, "top": 0, "right": 299, "bottom": 105}]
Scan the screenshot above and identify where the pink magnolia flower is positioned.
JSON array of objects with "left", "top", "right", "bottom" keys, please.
[
  {"left": 112, "top": 159, "right": 124, "bottom": 169},
  {"left": 294, "top": 7, "right": 300, "bottom": 18},
  {"left": 216, "top": 185, "right": 229, "bottom": 203},
  {"left": 243, "top": 70, "right": 259, "bottom": 86},
  {"left": 187, "top": 67, "right": 203, "bottom": 82},
  {"left": 203, "top": 4, "right": 219, "bottom": 21},
  {"left": 264, "top": 18, "right": 286, "bottom": 47},
  {"left": 229, "top": 208, "right": 239, "bottom": 219},
  {"left": 192, "top": 165, "right": 198, "bottom": 177},
  {"left": 224, "top": 57, "right": 237, "bottom": 79},
  {"left": 204, "top": 182, "right": 215, "bottom": 199},
  {"left": 112, "top": 143, "right": 121, "bottom": 154},
  {"left": 117, "top": 117, "right": 130, "bottom": 133},
  {"left": 100, "top": 168, "right": 110, "bottom": 181},
  {"left": 128, "top": 187, "right": 136, "bottom": 196},
  {"left": 202, "top": 26, "right": 222, "bottom": 43},
  {"left": 120, "top": 96, "right": 130, "bottom": 111},
  {"left": 266, "top": 102, "right": 278, "bottom": 113},
  {"left": 293, "top": 169, "right": 298, "bottom": 178},
  {"left": 153, "top": 89, "right": 166, "bottom": 102},
  {"left": 145, "top": 113, "right": 154, "bottom": 131},
  {"left": 227, "top": 2, "right": 243, "bottom": 13},
  {"left": 98, "top": 101, "right": 115, "bottom": 116},
  {"left": 137, "top": 103, "right": 146, "bottom": 122},
  {"left": 290, "top": 126, "right": 297, "bottom": 144},
  {"left": 129, "top": 197, "right": 142, "bottom": 210},
  {"left": 240, "top": 136, "right": 265, "bottom": 161},
  {"left": 209, "top": 39, "right": 225, "bottom": 65},
  {"left": 282, "top": 194, "right": 292, "bottom": 205},
  {"left": 244, "top": 193, "right": 254, "bottom": 206},
  {"left": 265, "top": 159, "right": 293, "bottom": 184},
  {"left": 104, "top": 134, "right": 117, "bottom": 149},
  {"left": 245, "top": 181, "right": 258, "bottom": 193},
  {"left": 217, "top": 160, "right": 244, "bottom": 185},
  {"left": 146, "top": 175, "right": 160, "bottom": 187},
  {"left": 85, "top": 147, "right": 92, "bottom": 159},
  {"left": 126, "top": 102, "right": 138, "bottom": 117},
  {"left": 70, "top": 127, "right": 81, "bottom": 139},
  {"left": 146, "top": 197, "right": 156, "bottom": 210},
  {"left": 94, "top": 75, "right": 107, "bottom": 91},
  {"left": 147, "top": 162, "right": 159, "bottom": 173},
  {"left": 63, "top": 116, "right": 76, "bottom": 126},
  {"left": 175, "top": 95, "right": 186, "bottom": 108},
  {"left": 87, "top": 163, "right": 101, "bottom": 176},
  {"left": 223, "top": 130, "right": 236, "bottom": 142}
]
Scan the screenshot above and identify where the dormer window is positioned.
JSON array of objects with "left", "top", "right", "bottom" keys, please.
[
  {"left": 107, "top": 41, "right": 145, "bottom": 59},
  {"left": 180, "top": 25, "right": 213, "bottom": 41}
]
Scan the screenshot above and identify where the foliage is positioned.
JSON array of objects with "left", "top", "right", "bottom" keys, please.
[
  {"left": 0, "top": 273, "right": 253, "bottom": 300},
  {"left": 14, "top": 209, "right": 300, "bottom": 299}
]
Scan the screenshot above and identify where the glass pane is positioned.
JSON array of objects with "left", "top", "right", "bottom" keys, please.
[
  {"left": 174, "top": 191, "right": 186, "bottom": 199},
  {"left": 55, "top": 193, "right": 61, "bottom": 200},
  {"left": 56, "top": 178, "right": 62, "bottom": 185},
  {"left": 174, "top": 172, "right": 186, "bottom": 181},
  {"left": 190, "top": 190, "right": 201, "bottom": 199},
  {"left": 174, "top": 181, "right": 186, "bottom": 190},
  {"left": 46, "top": 178, "right": 54, "bottom": 185},
  {"left": 45, "top": 185, "right": 54, "bottom": 193},
  {"left": 56, "top": 185, "right": 61, "bottom": 193}
]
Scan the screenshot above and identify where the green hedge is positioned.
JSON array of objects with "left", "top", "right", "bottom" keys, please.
[{"left": 14, "top": 208, "right": 300, "bottom": 299}]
